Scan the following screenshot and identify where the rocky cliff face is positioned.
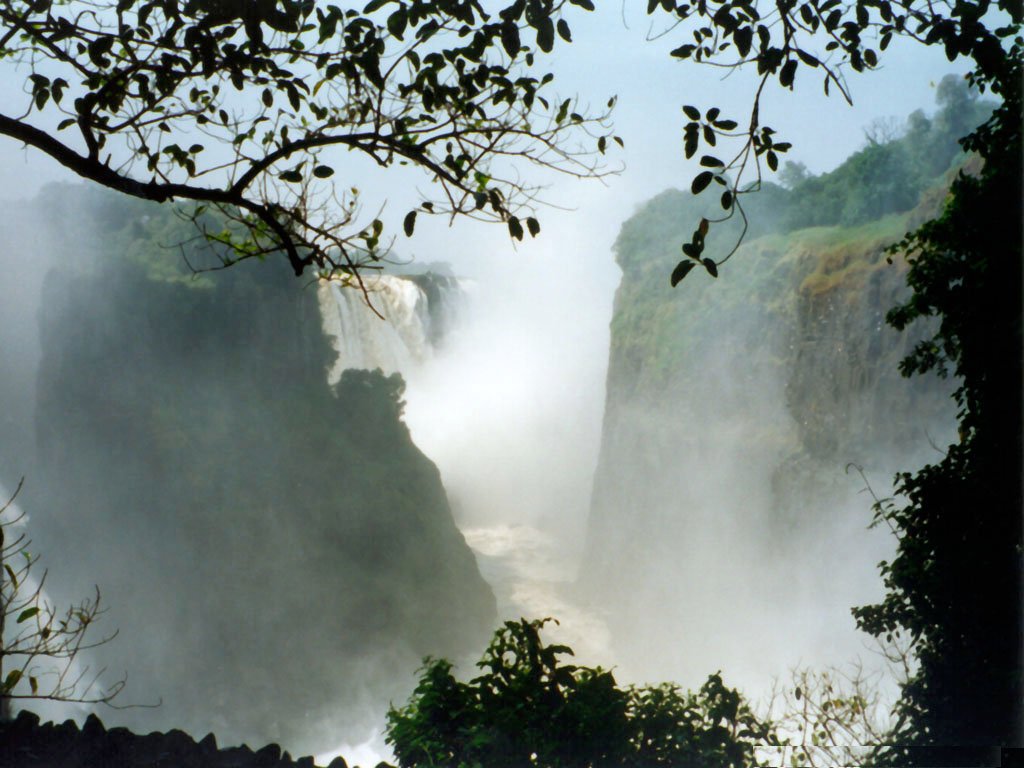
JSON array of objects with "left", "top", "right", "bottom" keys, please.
[
  {"left": 2, "top": 186, "right": 494, "bottom": 755},
  {"left": 579, "top": 188, "right": 955, "bottom": 689}
]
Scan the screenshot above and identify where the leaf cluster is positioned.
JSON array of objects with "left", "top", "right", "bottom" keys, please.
[
  {"left": 0, "top": 480, "right": 124, "bottom": 718},
  {"left": 0, "top": 0, "right": 619, "bottom": 283},
  {"left": 650, "top": 0, "right": 1021, "bottom": 285},
  {"left": 848, "top": 2, "right": 1023, "bottom": 749},
  {"left": 386, "top": 618, "right": 774, "bottom": 767}
]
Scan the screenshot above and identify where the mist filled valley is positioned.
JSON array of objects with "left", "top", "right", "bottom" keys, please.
[{"left": 0, "top": 67, "right": 1000, "bottom": 766}]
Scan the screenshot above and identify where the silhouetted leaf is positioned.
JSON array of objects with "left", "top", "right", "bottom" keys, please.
[
  {"left": 671, "top": 260, "right": 697, "bottom": 286},
  {"left": 682, "top": 241, "right": 702, "bottom": 259},
  {"left": 780, "top": 59, "right": 797, "bottom": 87},
  {"left": 536, "top": 17, "right": 555, "bottom": 53},
  {"left": 403, "top": 210, "right": 416, "bottom": 236},
  {"left": 691, "top": 171, "right": 714, "bottom": 194},
  {"left": 387, "top": 7, "right": 408, "bottom": 40},
  {"left": 17, "top": 607, "right": 39, "bottom": 623},
  {"left": 501, "top": 21, "right": 520, "bottom": 56},
  {"left": 796, "top": 48, "right": 819, "bottom": 67},
  {"left": 3, "top": 670, "right": 21, "bottom": 693}
]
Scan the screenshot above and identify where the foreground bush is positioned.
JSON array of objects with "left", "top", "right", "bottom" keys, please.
[{"left": 386, "top": 618, "right": 773, "bottom": 768}]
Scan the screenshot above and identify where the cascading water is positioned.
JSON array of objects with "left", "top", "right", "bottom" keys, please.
[{"left": 318, "top": 273, "right": 465, "bottom": 381}]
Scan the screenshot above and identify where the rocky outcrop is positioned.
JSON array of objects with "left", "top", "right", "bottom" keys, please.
[
  {"left": 4, "top": 186, "right": 495, "bottom": 755},
  {"left": 0, "top": 711, "right": 385, "bottom": 768},
  {"left": 578, "top": 188, "right": 955, "bottom": 687}
]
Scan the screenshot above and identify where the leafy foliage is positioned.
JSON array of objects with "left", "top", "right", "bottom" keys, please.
[
  {"left": 762, "top": 653, "right": 914, "bottom": 768},
  {"left": 0, "top": 0, "right": 616, "bottom": 280},
  {"left": 851, "top": 48, "right": 1023, "bottom": 750},
  {"left": 0, "top": 480, "right": 124, "bottom": 720},
  {"left": 386, "top": 618, "right": 774, "bottom": 767},
  {"left": 778, "top": 78, "right": 993, "bottom": 232},
  {"left": 647, "top": 0, "right": 1021, "bottom": 283}
]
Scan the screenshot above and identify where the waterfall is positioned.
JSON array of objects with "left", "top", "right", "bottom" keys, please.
[{"left": 317, "top": 273, "right": 464, "bottom": 381}]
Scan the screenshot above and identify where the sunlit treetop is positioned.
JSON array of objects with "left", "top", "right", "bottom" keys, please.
[
  {"left": 644, "top": 0, "right": 1022, "bottom": 285},
  {"left": 0, "top": 0, "right": 614, "bottom": 289}
]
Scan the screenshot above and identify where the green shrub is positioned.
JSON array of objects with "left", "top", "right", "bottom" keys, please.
[{"left": 386, "top": 618, "right": 774, "bottom": 768}]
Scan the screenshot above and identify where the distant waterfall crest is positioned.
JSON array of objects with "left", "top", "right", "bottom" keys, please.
[{"left": 318, "top": 273, "right": 464, "bottom": 381}]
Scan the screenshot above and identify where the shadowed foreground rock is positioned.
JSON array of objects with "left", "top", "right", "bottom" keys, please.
[{"left": 0, "top": 711, "right": 396, "bottom": 768}]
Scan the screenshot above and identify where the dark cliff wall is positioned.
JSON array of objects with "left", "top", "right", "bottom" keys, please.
[{"left": 3, "top": 186, "right": 494, "bottom": 755}]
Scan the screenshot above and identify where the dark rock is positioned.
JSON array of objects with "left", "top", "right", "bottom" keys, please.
[
  {"left": 105, "top": 726, "right": 136, "bottom": 754},
  {"left": 220, "top": 744, "right": 256, "bottom": 768},
  {"left": 14, "top": 710, "right": 41, "bottom": 729},
  {"left": 50, "top": 719, "right": 78, "bottom": 751},
  {"left": 254, "top": 742, "right": 282, "bottom": 765},
  {"left": 0, "top": 715, "right": 390, "bottom": 768},
  {"left": 199, "top": 732, "right": 219, "bottom": 752},
  {"left": 24, "top": 215, "right": 496, "bottom": 752},
  {"left": 163, "top": 727, "right": 197, "bottom": 760},
  {"left": 83, "top": 712, "right": 107, "bottom": 738}
]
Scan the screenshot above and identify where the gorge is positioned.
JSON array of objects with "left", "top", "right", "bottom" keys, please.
[{"left": 0, "top": 81, "right": 983, "bottom": 765}]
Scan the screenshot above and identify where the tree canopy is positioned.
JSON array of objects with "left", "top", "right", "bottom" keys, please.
[
  {"left": 850, "top": 61, "right": 1022, "bottom": 753},
  {"left": 0, "top": 0, "right": 613, "bottom": 284},
  {"left": 648, "top": 0, "right": 1022, "bottom": 284}
]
